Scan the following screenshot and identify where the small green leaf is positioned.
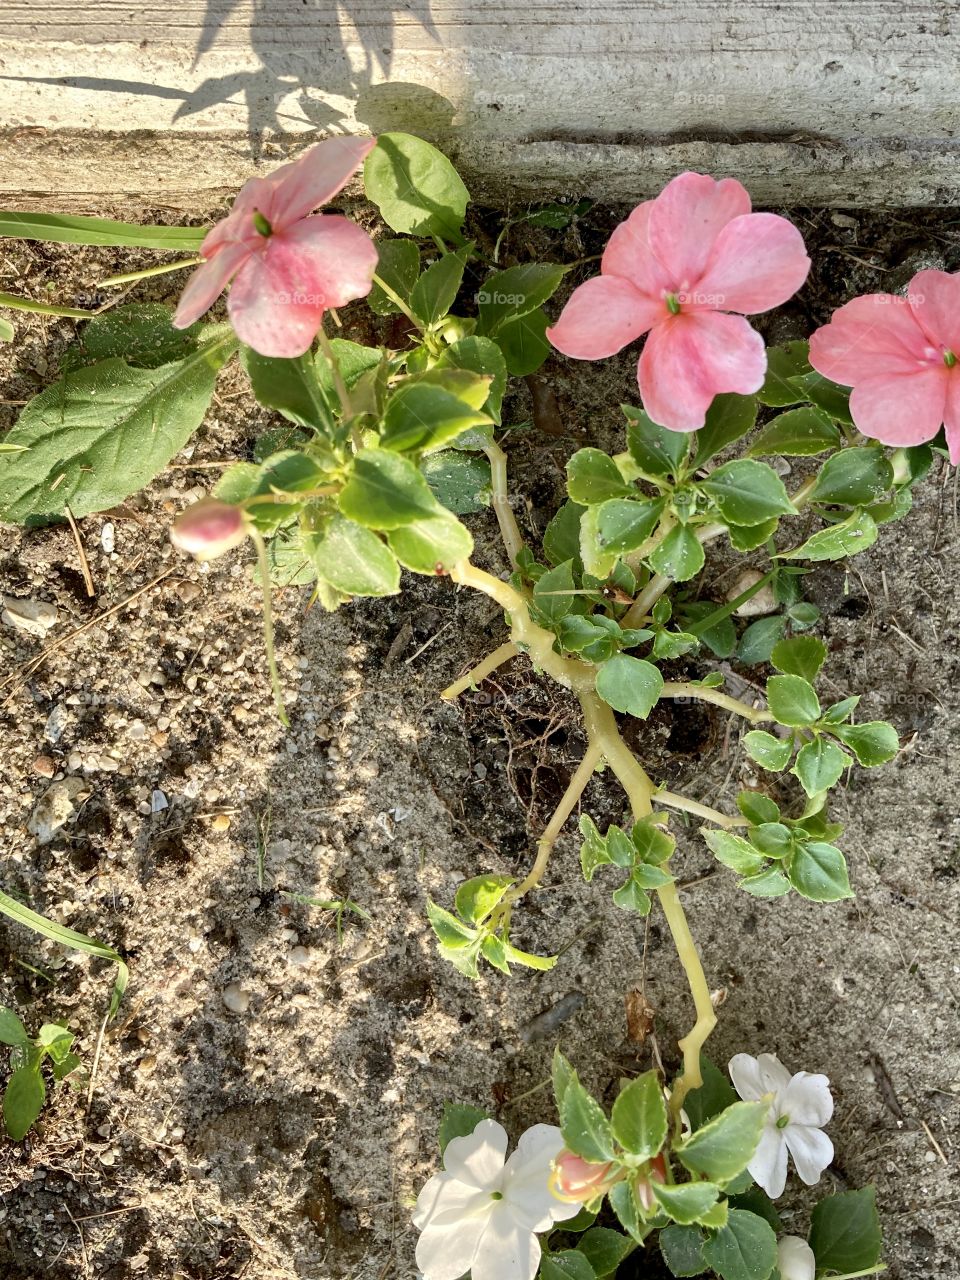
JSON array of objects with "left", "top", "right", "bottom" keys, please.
[
  {"left": 652, "top": 1181, "right": 721, "bottom": 1226},
  {"left": 309, "top": 516, "right": 401, "bottom": 598},
  {"left": 632, "top": 817, "right": 675, "bottom": 865},
  {"left": 387, "top": 510, "right": 473, "bottom": 574},
  {"left": 676, "top": 1102, "right": 768, "bottom": 1184},
  {"left": 80, "top": 302, "right": 206, "bottom": 370},
  {"left": 580, "top": 815, "right": 612, "bottom": 882},
  {"left": 736, "top": 792, "right": 780, "bottom": 825},
  {"left": 788, "top": 842, "right": 853, "bottom": 901},
  {"left": 240, "top": 345, "right": 333, "bottom": 430},
  {"left": 596, "top": 655, "right": 664, "bottom": 719},
  {"left": 476, "top": 263, "right": 566, "bottom": 335},
  {"left": 426, "top": 899, "right": 478, "bottom": 949},
  {"left": 454, "top": 874, "right": 514, "bottom": 925},
  {"left": 502, "top": 942, "right": 557, "bottom": 971},
  {"left": 610, "top": 1071, "right": 667, "bottom": 1161},
  {"left": 757, "top": 341, "right": 811, "bottom": 407},
  {"left": 437, "top": 336, "right": 508, "bottom": 425},
  {"left": 748, "top": 405, "right": 841, "bottom": 457},
  {"left": 409, "top": 250, "right": 467, "bottom": 326},
  {"left": 792, "top": 738, "right": 849, "bottom": 798},
  {"left": 495, "top": 308, "right": 552, "bottom": 376},
  {"left": 577, "top": 1227, "right": 635, "bottom": 1278},
  {"left": 560, "top": 1078, "right": 617, "bottom": 1163},
  {"left": 700, "top": 460, "right": 796, "bottom": 527},
  {"left": 649, "top": 525, "right": 706, "bottom": 582},
  {"left": 364, "top": 133, "right": 469, "bottom": 241},
  {"left": 821, "top": 695, "right": 860, "bottom": 725},
  {"left": 533, "top": 559, "right": 576, "bottom": 622},
  {"left": 608, "top": 1181, "right": 644, "bottom": 1243},
  {"left": 727, "top": 518, "right": 780, "bottom": 552},
  {"left": 770, "top": 635, "right": 827, "bottom": 682},
  {"left": 544, "top": 500, "right": 586, "bottom": 568},
  {"left": 809, "top": 1186, "right": 882, "bottom": 1275},
  {"left": 737, "top": 616, "right": 786, "bottom": 665},
  {"left": 567, "top": 449, "right": 631, "bottom": 505},
  {"left": 766, "top": 674, "right": 821, "bottom": 727},
  {"left": 341, "top": 448, "right": 442, "bottom": 528},
  {"left": 739, "top": 867, "right": 792, "bottom": 898},
  {"left": 692, "top": 394, "right": 758, "bottom": 467},
  {"left": 611, "top": 877, "right": 653, "bottom": 915},
  {"left": 702, "top": 830, "right": 767, "bottom": 877},
  {"left": 422, "top": 450, "right": 491, "bottom": 515},
  {"left": 592, "top": 497, "right": 665, "bottom": 555},
  {"left": 779, "top": 507, "right": 878, "bottom": 562},
  {"left": 792, "top": 371, "right": 853, "bottom": 424},
  {"left": 0, "top": 1007, "right": 29, "bottom": 1047},
  {"left": 369, "top": 238, "right": 420, "bottom": 315},
  {"left": 701, "top": 1209, "right": 778, "bottom": 1280},
  {"left": 743, "top": 730, "right": 794, "bottom": 772},
  {"left": 540, "top": 1251, "right": 596, "bottom": 1280},
  {"left": 684, "top": 1057, "right": 738, "bottom": 1131},
  {"left": 3, "top": 1066, "right": 45, "bottom": 1140},
  {"left": 812, "top": 446, "right": 894, "bottom": 506},
  {"left": 660, "top": 1224, "right": 708, "bottom": 1277},
  {"left": 750, "top": 823, "right": 794, "bottom": 858},
  {"left": 831, "top": 721, "right": 900, "bottom": 766},
  {"left": 438, "top": 1103, "right": 488, "bottom": 1155},
  {"left": 553, "top": 1046, "right": 577, "bottom": 1111},
  {"left": 381, "top": 377, "right": 491, "bottom": 454},
  {"left": 624, "top": 406, "right": 690, "bottom": 477}
]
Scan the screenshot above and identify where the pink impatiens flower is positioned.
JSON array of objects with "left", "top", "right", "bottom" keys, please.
[
  {"left": 546, "top": 171, "right": 810, "bottom": 431},
  {"left": 809, "top": 270, "right": 960, "bottom": 463},
  {"left": 173, "top": 136, "right": 379, "bottom": 358}
]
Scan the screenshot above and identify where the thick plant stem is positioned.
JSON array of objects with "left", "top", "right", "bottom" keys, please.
[
  {"left": 656, "top": 791, "right": 748, "bottom": 828},
  {"left": 483, "top": 440, "right": 525, "bottom": 569},
  {"left": 621, "top": 522, "right": 726, "bottom": 628},
  {"left": 441, "top": 641, "right": 519, "bottom": 701},
  {"left": 660, "top": 681, "right": 771, "bottom": 724}
]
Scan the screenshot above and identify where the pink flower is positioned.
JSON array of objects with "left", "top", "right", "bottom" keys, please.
[
  {"left": 546, "top": 172, "right": 810, "bottom": 431},
  {"left": 173, "top": 136, "right": 379, "bottom": 358},
  {"left": 170, "top": 498, "right": 248, "bottom": 561},
  {"left": 549, "top": 1152, "right": 623, "bottom": 1203},
  {"left": 809, "top": 270, "right": 960, "bottom": 464}
]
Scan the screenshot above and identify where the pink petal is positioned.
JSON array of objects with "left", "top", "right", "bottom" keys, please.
[
  {"left": 848, "top": 368, "right": 948, "bottom": 447},
  {"left": 201, "top": 176, "right": 281, "bottom": 256},
  {"left": 173, "top": 241, "right": 251, "bottom": 329},
  {"left": 908, "top": 269, "right": 960, "bottom": 353},
  {"left": 601, "top": 201, "right": 674, "bottom": 298},
  {"left": 271, "top": 136, "right": 377, "bottom": 228},
  {"left": 647, "top": 172, "right": 751, "bottom": 287},
  {"left": 638, "top": 311, "right": 766, "bottom": 431},
  {"left": 547, "top": 276, "right": 661, "bottom": 360},
  {"left": 226, "top": 215, "right": 378, "bottom": 358},
  {"left": 692, "top": 212, "right": 810, "bottom": 314},
  {"left": 809, "top": 294, "right": 935, "bottom": 385},
  {"left": 942, "top": 371, "right": 960, "bottom": 464}
]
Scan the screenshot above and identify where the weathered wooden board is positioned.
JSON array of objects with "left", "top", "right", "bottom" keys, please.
[{"left": 2, "top": 1, "right": 959, "bottom": 206}]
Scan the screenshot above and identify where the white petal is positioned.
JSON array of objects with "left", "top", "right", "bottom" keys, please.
[
  {"left": 502, "top": 1125, "right": 578, "bottom": 1229},
  {"left": 784, "top": 1124, "right": 834, "bottom": 1186},
  {"left": 728, "top": 1053, "right": 764, "bottom": 1102},
  {"left": 471, "top": 1205, "right": 541, "bottom": 1280},
  {"left": 757, "top": 1053, "right": 793, "bottom": 1096},
  {"left": 443, "top": 1119, "right": 508, "bottom": 1189},
  {"left": 413, "top": 1172, "right": 493, "bottom": 1230},
  {"left": 778, "top": 1235, "right": 817, "bottom": 1280},
  {"left": 780, "top": 1072, "right": 834, "bottom": 1127},
  {"left": 416, "top": 1213, "right": 488, "bottom": 1280},
  {"left": 748, "top": 1124, "right": 789, "bottom": 1199}
]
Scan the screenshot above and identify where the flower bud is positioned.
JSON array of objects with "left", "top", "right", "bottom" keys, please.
[
  {"left": 170, "top": 499, "right": 248, "bottom": 561},
  {"left": 550, "top": 1151, "right": 622, "bottom": 1203},
  {"left": 635, "top": 1152, "right": 667, "bottom": 1212},
  {"left": 777, "top": 1235, "right": 816, "bottom": 1280}
]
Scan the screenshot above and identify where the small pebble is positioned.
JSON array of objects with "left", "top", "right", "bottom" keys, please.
[
  {"left": 32, "top": 755, "right": 56, "bottom": 779},
  {"left": 222, "top": 983, "right": 250, "bottom": 1014},
  {"left": 44, "top": 704, "right": 68, "bottom": 745},
  {"left": 288, "top": 946, "right": 311, "bottom": 968},
  {"left": 211, "top": 813, "right": 231, "bottom": 832},
  {"left": 101, "top": 522, "right": 115, "bottom": 554}
]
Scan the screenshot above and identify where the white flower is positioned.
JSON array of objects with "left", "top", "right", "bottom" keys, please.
[
  {"left": 777, "top": 1234, "right": 816, "bottom": 1280},
  {"left": 728, "top": 1052, "right": 834, "bottom": 1198},
  {"left": 413, "top": 1119, "right": 579, "bottom": 1280}
]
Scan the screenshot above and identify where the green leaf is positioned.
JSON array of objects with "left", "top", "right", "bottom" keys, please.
[
  {"left": 495, "top": 308, "right": 551, "bottom": 376},
  {"left": 788, "top": 842, "right": 853, "bottom": 901},
  {"left": 577, "top": 1227, "right": 635, "bottom": 1277},
  {"left": 387, "top": 511, "right": 473, "bottom": 574},
  {"left": 624, "top": 406, "right": 690, "bottom": 477},
  {"left": 743, "top": 730, "right": 794, "bottom": 772},
  {"left": 408, "top": 251, "right": 466, "bottom": 328},
  {"left": 437, "top": 336, "right": 508, "bottom": 425},
  {"left": 382, "top": 378, "right": 490, "bottom": 454},
  {"left": 809, "top": 1186, "right": 882, "bottom": 1275},
  {"left": 611, "top": 877, "right": 653, "bottom": 915},
  {"left": 660, "top": 1224, "right": 708, "bottom": 1277},
  {"left": 632, "top": 817, "right": 675, "bottom": 864},
  {"left": 315, "top": 339, "right": 384, "bottom": 412},
  {"left": 540, "top": 1251, "right": 596, "bottom": 1280},
  {"left": 649, "top": 525, "right": 706, "bottom": 583},
  {"left": 369, "top": 238, "right": 421, "bottom": 315},
  {"left": 652, "top": 1181, "right": 721, "bottom": 1226},
  {"left": 608, "top": 1181, "right": 644, "bottom": 1243},
  {"left": 0, "top": 211, "right": 206, "bottom": 250},
  {"left": 0, "top": 1007, "right": 29, "bottom": 1047},
  {"left": 240, "top": 346, "right": 331, "bottom": 431},
  {"left": 681, "top": 602, "right": 737, "bottom": 658},
  {"left": 544, "top": 500, "right": 586, "bottom": 568},
  {"left": 533, "top": 559, "right": 576, "bottom": 622},
  {"left": 438, "top": 1103, "right": 488, "bottom": 1155},
  {"left": 812, "top": 446, "right": 894, "bottom": 506},
  {"left": 700, "top": 460, "right": 796, "bottom": 527},
  {"left": 580, "top": 815, "right": 613, "bottom": 882},
  {"left": 792, "top": 371, "right": 853, "bottom": 424},
  {"left": 684, "top": 1057, "right": 738, "bottom": 1131},
  {"left": 728, "top": 518, "right": 780, "bottom": 552},
  {"left": 748, "top": 405, "right": 841, "bottom": 457},
  {"left": 676, "top": 1101, "right": 768, "bottom": 1184},
  {"left": 821, "top": 695, "right": 860, "bottom": 725},
  {"left": 0, "top": 316, "right": 14, "bottom": 343},
  {"left": 757, "top": 341, "right": 811, "bottom": 407},
  {"left": 0, "top": 888, "right": 127, "bottom": 1018},
  {"left": 770, "top": 635, "right": 827, "bottom": 682},
  {"left": 79, "top": 303, "right": 206, "bottom": 370},
  {"left": 3, "top": 1067, "right": 46, "bottom": 1141},
  {"left": 560, "top": 1077, "right": 616, "bottom": 1163},
  {"left": 702, "top": 1209, "right": 778, "bottom": 1280},
  {"left": 792, "top": 738, "right": 849, "bottom": 798},
  {"left": 596, "top": 655, "right": 664, "bottom": 719},
  {"left": 422, "top": 450, "right": 490, "bottom": 515},
  {"left": 363, "top": 133, "right": 469, "bottom": 241},
  {"left": 501, "top": 942, "right": 557, "bottom": 971},
  {"left": 750, "top": 823, "right": 794, "bottom": 858},
  {"left": 727, "top": 1187, "right": 781, "bottom": 1232},
  {"left": 0, "top": 337, "right": 235, "bottom": 523},
  {"left": 340, "top": 448, "right": 440, "bottom": 528},
  {"left": 692, "top": 394, "right": 757, "bottom": 468},
  {"left": 737, "top": 617, "right": 786, "bottom": 665},
  {"left": 426, "top": 899, "right": 478, "bottom": 949},
  {"left": 831, "top": 721, "right": 900, "bottom": 766},
  {"left": 454, "top": 874, "right": 513, "bottom": 925},
  {"left": 737, "top": 792, "right": 780, "bottom": 825},
  {"left": 592, "top": 497, "right": 665, "bottom": 555},
  {"left": 739, "top": 867, "right": 792, "bottom": 897},
  {"left": 553, "top": 1046, "right": 577, "bottom": 1111},
  {"left": 567, "top": 449, "right": 631, "bottom": 504},
  {"left": 766, "top": 675, "right": 821, "bottom": 727},
  {"left": 779, "top": 507, "right": 878, "bottom": 562},
  {"left": 477, "top": 264, "right": 566, "bottom": 335},
  {"left": 610, "top": 1071, "right": 667, "bottom": 1161},
  {"left": 702, "top": 830, "right": 767, "bottom": 877},
  {"left": 308, "top": 515, "right": 400, "bottom": 597}
]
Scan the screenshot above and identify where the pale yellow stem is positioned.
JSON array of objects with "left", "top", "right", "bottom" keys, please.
[
  {"left": 441, "top": 641, "right": 519, "bottom": 701},
  {"left": 660, "top": 681, "right": 771, "bottom": 724},
  {"left": 483, "top": 440, "right": 525, "bottom": 569},
  {"left": 621, "top": 521, "right": 726, "bottom": 629},
  {"left": 656, "top": 791, "right": 748, "bottom": 828}
]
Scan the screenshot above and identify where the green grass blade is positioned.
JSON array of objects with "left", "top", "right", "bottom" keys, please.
[
  {"left": 0, "top": 292, "right": 97, "bottom": 319},
  {"left": 0, "top": 212, "right": 207, "bottom": 251},
  {"left": 0, "top": 316, "right": 14, "bottom": 342},
  {"left": 0, "top": 889, "right": 128, "bottom": 1018}
]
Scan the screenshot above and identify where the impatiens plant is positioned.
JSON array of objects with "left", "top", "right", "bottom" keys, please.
[{"left": 1, "top": 136, "right": 942, "bottom": 1275}]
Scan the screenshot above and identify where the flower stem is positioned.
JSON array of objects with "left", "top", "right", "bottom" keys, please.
[
  {"left": 316, "top": 325, "right": 354, "bottom": 424},
  {"left": 249, "top": 528, "right": 290, "bottom": 728},
  {"left": 656, "top": 791, "right": 748, "bottom": 828},
  {"left": 659, "top": 681, "right": 770, "bottom": 723},
  {"left": 441, "top": 641, "right": 519, "bottom": 701},
  {"left": 483, "top": 440, "right": 526, "bottom": 569},
  {"left": 371, "top": 272, "right": 421, "bottom": 328}
]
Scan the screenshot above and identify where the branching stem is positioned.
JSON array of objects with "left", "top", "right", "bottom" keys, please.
[
  {"left": 483, "top": 440, "right": 526, "bottom": 569},
  {"left": 441, "top": 641, "right": 519, "bottom": 701},
  {"left": 656, "top": 791, "right": 748, "bottom": 828},
  {"left": 660, "top": 681, "right": 771, "bottom": 724}
]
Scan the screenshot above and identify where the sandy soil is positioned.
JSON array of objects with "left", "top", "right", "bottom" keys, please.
[{"left": 0, "top": 202, "right": 958, "bottom": 1280}]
